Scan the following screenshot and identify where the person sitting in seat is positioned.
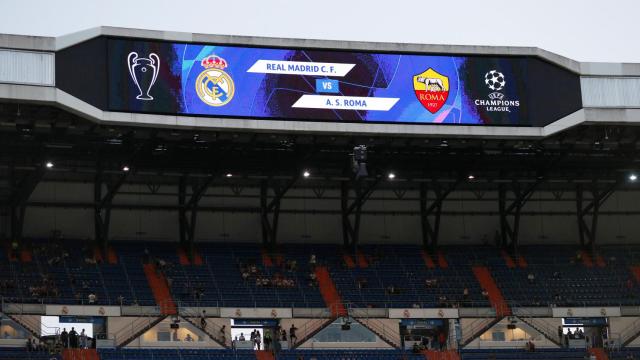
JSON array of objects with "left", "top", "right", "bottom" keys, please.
[{"left": 527, "top": 273, "right": 535, "bottom": 284}]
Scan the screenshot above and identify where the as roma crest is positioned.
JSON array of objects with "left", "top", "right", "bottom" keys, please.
[{"left": 413, "top": 68, "right": 449, "bottom": 113}]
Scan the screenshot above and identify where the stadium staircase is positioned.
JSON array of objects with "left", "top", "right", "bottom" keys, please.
[
  {"left": 142, "top": 264, "right": 177, "bottom": 315},
  {"left": 500, "top": 250, "right": 516, "bottom": 268},
  {"left": 20, "top": 248, "right": 32, "bottom": 262},
  {"left": 107, "top": 247, "right": 118, "bottom": 264},
  {"left": 422, "top": 349, "right": 460, "bottom": 360},
  {"left": 588, "top": 347, "right": 609, "bottom": 360},
  {"left": 113, "top": 315, "right": 167, "bottom": 347},
  {"left": 437, "top": 251, "right": 449, "bottom": 268},
  {"left": 291, "top": 317, "right": 335, "bottom": 348},
  {"left": 262, "top": 250, "right": 274, "bottom": 267},
  {"left": 62, "top": 349, "right": 100, "bottom": 360},
  {"left": 472, "top": 266, "right": 511, "bottom": 317},
  {"left": 630, "top": 266, "right": 640, "bottom": 283},
  {"left": 343, "top": 254, "right": 356, "bottom": 268},
  {"left": 255, "top": 350, "right": 275, "bottom": 360},
  {"left": 421, "top": 250, "right": 436, "bottom": 268},
  {"left": 516, "top": 255, "right": 528, "bottom": 268},
  {"left": 315, "top": 266, "right": 347, "bottom": 317},
  {"left": 516, "top": 316, "right": 563, "bottom": 347},
  {"left": 181, "top": 315, "right": 228, "bottom": 347},
  {"left": 93, "top": 247, "right": 104, "bottom": 263},
  {"left": 581, "top": 250, "right": 594, "bottom": 267},
  {"left": 3, "top": 313, "right": 42, "bottom": 339},
  {"left": 356, "top": 250, "right": 369, "bottom": 268},
  {"left": 460, "top": 317, "right": 502, "bottom": 347},
  {"left": 178, "top": 247, "right": 190, "bottom": 265},
  {"left": 354, "top": 317, "right": 401, "bottom": 348}
]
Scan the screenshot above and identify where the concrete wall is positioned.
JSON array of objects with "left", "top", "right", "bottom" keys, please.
[{"left": 19, "top": 181, "right": 640, "bottom": 245}]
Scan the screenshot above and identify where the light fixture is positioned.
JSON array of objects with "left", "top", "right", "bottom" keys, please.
[
  {"left": 45, "top": 161, "right": 54, "bottom": 168},
  {"left": 122, "top": 165, "right": 130, "bottom": 172},
  {"left": 630, "top": 173, "right": 638, "bottom": 181},
  {"left": 468, "top": 174, "right": 475, "bottom": 180},
  {"left": 303, "top": 170, "right": 311, "bottom": 178},
  {"left": 226, "top": 173, "right": 233, "bottom": 178},
  {"left": 388, "top": 172, "right": 396, "bottom": 180}
]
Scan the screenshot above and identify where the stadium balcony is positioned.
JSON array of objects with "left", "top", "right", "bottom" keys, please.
[
  {"left": 3, "top": 240, "right": 640, "bottom": 311},
  {"left": 460, "top": 348, "right": 591, "bottom": 360}
]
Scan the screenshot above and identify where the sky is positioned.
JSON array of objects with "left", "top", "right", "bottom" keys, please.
[{"left": 0, "top": 0, "right": 638, "bottom": 63}]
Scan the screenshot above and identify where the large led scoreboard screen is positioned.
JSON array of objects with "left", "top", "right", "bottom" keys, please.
[{"left": 58, "top": 37, "right": 583, "bottom": 127}]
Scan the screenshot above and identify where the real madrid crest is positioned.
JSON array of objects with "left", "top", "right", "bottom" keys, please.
[{"left": 196, "top": 55, "right": 235, "bottom": 107}]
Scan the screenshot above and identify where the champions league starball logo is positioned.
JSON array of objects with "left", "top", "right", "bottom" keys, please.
[
  {"left": 195, "top": 55, "right": 235, "bottom": 107},
  {"left": 474, "top": 69, "right": 520, "bottom": 113}
]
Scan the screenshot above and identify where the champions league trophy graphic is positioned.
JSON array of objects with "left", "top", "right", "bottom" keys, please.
[{"left": 127, "top": 52, "right": 160, "bottom": 100}]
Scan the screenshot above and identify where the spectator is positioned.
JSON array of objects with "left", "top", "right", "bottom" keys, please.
[
  {"left": 255, "top": 330, "right": 262, "bottom": 350},
  {"left": 61, "top": 328, "right": 68, "bottom": 348},
  {"left": 200, "top": 310, "right": 207, "bottom": 330},
  {"left": 558, "top": 326, "right": 563, "bottom": 342},
  {"left": 438, "top": 332, "right": 446, "bottom": 350},
  {"left": 290, "top": 324, "right": 298, "bottom": 345},
  {"left": 239, "top": 333, "right": 246, "bottom": 341},
  {"left": 481, "top": 289, "right": 489, "bottom": 298},
  {"left": 220, "top": 325, "right": 226, "bottom": 344},
  {"left": 117, "top": 295, "right": 125, "bottom": 306},
  {"left": 88, "top": 293, "right": 97, "bottom": 304},
  {"left": 185, "top": 333, "right": 194, "bottom": 342},
  {"left": 79, "top": 329, "right": 87, "bottom": 349},
  {"left": 527, "top": 273, "right": 535, "bottom": 284},
  {"left": 69, "top": 327, "right": 78, "bottom": 348},
  {"left": 309, "top": 254, "right": 317, "bottom": 268},
  {"left": 463, "top": 287, "right": 469, "bottom": 300}
]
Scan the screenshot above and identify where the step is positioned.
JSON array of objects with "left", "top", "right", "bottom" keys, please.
[
  {"left": 589, "top": 347, "right": 609, "bottom": 360},
  {"left": 143, "top": 264, "right": 177, "bottom": 315},
  {"left": 500, "top": 250, "right": 516, "bottom": 268},
  {"left": 262, "top": 250, "right": 273, "bottom": 267},
  {"left": 356, "top": 251, "right": 369, "bottom": 268},
  {"left": 422, "top": 349, "right": 460, "bottom": 360},
  {"left": 343, "top": 254, "right": 356, "bottom": 268},
  {"left": 178, "top": 248, "right": 190, "bottom": 265},
  {"left": 595, "top": 254, "right": 606, "bottom": 268},
  {"left": 517, "top": 255, "right": 528, "bottom": 268},
  {"left": 19, "top": 249, "right": 32, "bottom": 263},
  {"left": 315, "top": 266, "right": 347, "bottom": 317},
  {"left": 472, "top": 266, "right": 511, "bottom": 317},
  {"left": 93, "top": 247, "right": 104, "bottom": 263},
  {"left": 581, "top": 250, "right": 594, "bottom": 267},
  {"left": 421, "top": 250, "right": 436, "bottom": 269},
  {"left": 255, "top": 350, "right": 275, "bottom": 360},
  {"left": 437, "top": 251, "right": 449, "bottom": 268},
  {"left": 193, "top": 252, "right": 204, "bottom": 266},
  {"left": 107, "top": 247, "right": 118, "bottom": 264}
]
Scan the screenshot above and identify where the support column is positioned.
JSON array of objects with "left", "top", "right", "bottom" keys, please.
[
  {"left": 420, "top": 181, "right": 458, "bottom": 250},
  {"left": 340, "top": 177, "right": 380, "bottom": 251},
  {"left": 178, "top": 174, "right": 214, "bottom": 261},
  {"left": 260, "top": 177, "right": 298, "bottom": 250},
  {"left": 94, "top": 166, "right": 128, "bottom": 256},
  {"left": 498, "top": 179, "right": 543, "bottom": 255},
  {"left": 7, "top": 163, "right": 45, "bottom": 249},
  {"left": 576, "top": 181, "right": 619, "bottom": 253}
]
